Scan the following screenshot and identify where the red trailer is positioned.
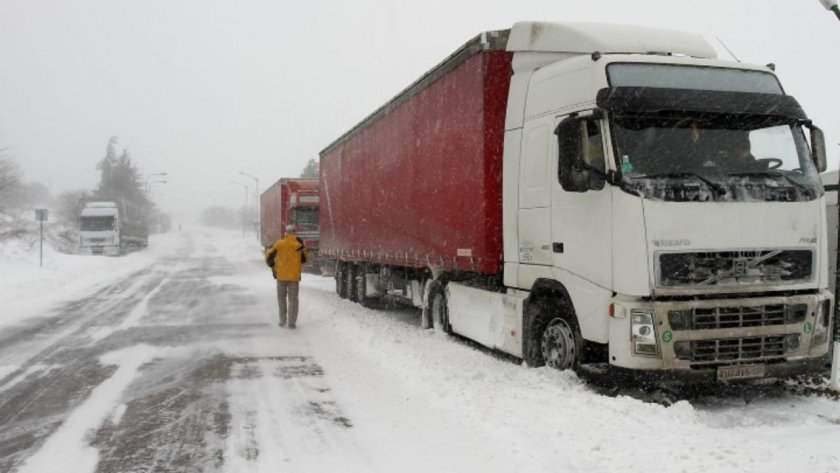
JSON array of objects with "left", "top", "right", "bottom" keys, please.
[
  {"left": 320, "top": 34, "right": 512, "bottom": 276},
  {"left": 260, "top": 178, "right": 320, "bottom": 268}
]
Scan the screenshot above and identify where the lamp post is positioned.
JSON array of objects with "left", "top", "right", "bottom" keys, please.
[
  {"left": 239, "top": 171, "right": 260, "bottom": 240},
  {"left": 819, "top": 0, "right": 840, "bottom": 20},
  {"left": 230, "top": 181, "right": 249, "bottom": 237},
  {"left": 144, "top": 172, "right": 167, "bottom": 195},
  {"left": 147, "top": 180, "right": 167, "bottom": 198}
]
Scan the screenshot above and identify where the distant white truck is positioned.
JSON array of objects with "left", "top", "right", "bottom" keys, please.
[{"left": 79, "top": 201, "right": 148, "bottom": 256}]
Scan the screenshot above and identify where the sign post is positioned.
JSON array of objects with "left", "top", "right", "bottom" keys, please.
[{"left": 35, "top": 208, "right": 48, "bottom": 268}]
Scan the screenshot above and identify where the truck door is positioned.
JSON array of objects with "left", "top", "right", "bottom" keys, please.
[
  {"left": 518, "top": 119, "right": 554, "bottom": 268},
  {"left": 551, "top": 113, "right": 613, "bottom": 289}
]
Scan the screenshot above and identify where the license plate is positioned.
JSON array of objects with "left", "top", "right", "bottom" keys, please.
[{"left": 717, "top": 364, "right": 766, "bottom": 381}]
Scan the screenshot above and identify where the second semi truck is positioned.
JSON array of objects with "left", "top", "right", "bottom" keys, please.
[
  {"left": 320, "top": 22, "right": 833, "bottom": 383},
  {"left": 260, "top": 178, "right": 321, "bottom": 270}
]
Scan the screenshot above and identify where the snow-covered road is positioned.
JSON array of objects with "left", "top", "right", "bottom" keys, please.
[{"left": 1, "top": 227, "right": 839, "bottom": 473}]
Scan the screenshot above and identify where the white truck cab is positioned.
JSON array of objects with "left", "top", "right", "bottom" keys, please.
[
  {"left": 79, "top": 201, "right": 121, "bottom": 256},
  {"left": 496, "top": 22, "right": 831, "bottom": 382}
]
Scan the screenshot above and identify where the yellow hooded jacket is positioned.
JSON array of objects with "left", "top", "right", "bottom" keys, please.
[{"left": 265, "top": 234, "right": 307, "bottom": 282}]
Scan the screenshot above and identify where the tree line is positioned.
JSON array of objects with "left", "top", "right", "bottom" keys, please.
[{"left": 0, "top": 137, "right": 155, "bottom": 230}]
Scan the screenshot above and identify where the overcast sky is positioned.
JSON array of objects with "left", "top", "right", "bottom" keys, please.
[{"left": 1, "top": 0, "right": 838, "bottom": 219}]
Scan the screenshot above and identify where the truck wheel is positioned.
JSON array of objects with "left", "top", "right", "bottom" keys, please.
[
  {"left": 429, "top": 282, "right": 451, "bottom": 334},
  {"left": 354, "top": 267, "right": 377, "bottom": 308},
  {"left": 336, "top": 262, "right": 348, "bottom": 299},
  {"left": 540, "top": 316, "right": 582, "bottom": 371},
  {"left": 346, "top": 264, "right": 359, "bottom": 303}
]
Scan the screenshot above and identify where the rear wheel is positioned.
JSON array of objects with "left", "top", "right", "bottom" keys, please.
[
  {"left": 540, "top": 316, "right": 581, "bottom": 371},
  {"left": 336, "top": 262, "right": 349, "bottom": 299},
  {"left": 354, "top": 266, "right": 378, "bottom": 308},
  {"left": 346, "top": 264, "right": 359, "bottom": 303}
]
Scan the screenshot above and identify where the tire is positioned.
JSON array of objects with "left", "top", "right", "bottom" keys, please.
[
  {"left": 540, "top": 315, "right": 582, "bottom": 371},
  {"left": 429, "top": 282, "right": 451, "bottom": 334},
  {"left": 346, "top": 264, "right": 359, "bottom": 303},
  {"left": 354, "top": 266, "right": 379, "bottom": 308},
  {"left": 336, "top": 262, "right": 349, "bottom": 299}
]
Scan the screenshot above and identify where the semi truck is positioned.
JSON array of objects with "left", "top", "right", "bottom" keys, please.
[
  {"left": 260, "top": 178, "right": 320, "bottom": 269},
  {"left": 320, "top": 22, "right": 833, "bottom": 383},
  {"left": 79, "top": 200, "right": 148, "bottom": 256}
]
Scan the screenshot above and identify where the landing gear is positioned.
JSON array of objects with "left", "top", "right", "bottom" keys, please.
[{"left": 428, "top": 281, "right": 451, "bottom": 334}]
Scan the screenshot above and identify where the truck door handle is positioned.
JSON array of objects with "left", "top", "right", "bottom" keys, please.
[{"left": 552, "top": 242, "right": 564, "bottom": 253}]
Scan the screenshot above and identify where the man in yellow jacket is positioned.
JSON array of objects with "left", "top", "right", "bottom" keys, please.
[{"left": 265, "top": 225, "right": 308, "bottom": 329}]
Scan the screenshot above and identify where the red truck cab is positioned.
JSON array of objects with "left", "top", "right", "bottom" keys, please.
[{"left": 260, "top": 178, "right": 320, "bottom": 270}]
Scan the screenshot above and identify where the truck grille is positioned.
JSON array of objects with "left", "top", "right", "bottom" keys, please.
[
  {"left": 674, "top": 335, "right": 791, "bottom": 362},
  {"left": 87, "top": 238, "right": 107, "bottom": 243},
  {"left": 668, "top": 304, "right": 807, "bottom": 331},
  {"left": 657, "top": 249, "right": 812, "bottom": 287}
]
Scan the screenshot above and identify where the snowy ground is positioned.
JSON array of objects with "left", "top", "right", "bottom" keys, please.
[{"left": 1, "top": 227, "right": 839, "bottom": 473}]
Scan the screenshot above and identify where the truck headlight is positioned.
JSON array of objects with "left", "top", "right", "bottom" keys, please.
[
  {"left": 812, "top": 300, "right": 831, "bottom": 347},
  {"left": 631, "top": 310, "right": 659, "bottom": 356}
]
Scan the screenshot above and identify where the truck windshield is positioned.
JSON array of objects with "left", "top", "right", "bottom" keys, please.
[
  {"left": 80, "top": 216, "right": 115, "bottom": 231},
  {"left": 607, "top": 63, "right": 783, "bottom": 94},
  {"left": 290, "top": 207, "right": 319, "bottom": 228},
  {"left": 610, "top": 115, "right": 822, "bottom": 202}
]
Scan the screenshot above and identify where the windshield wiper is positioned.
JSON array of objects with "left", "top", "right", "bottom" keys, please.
[
  {"left": 633, "top": 172, "right": 727, "bottom": 196},
  {"left": 728, "top": 171, "right": 813, "bottom": 197}
]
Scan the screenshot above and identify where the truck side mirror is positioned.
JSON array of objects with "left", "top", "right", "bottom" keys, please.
[
  {"left": 808, "top": 125, "right": 828, "bottom": 173},
  {"left": 555, "top": 117, "right": 589, "bottom": 193}
]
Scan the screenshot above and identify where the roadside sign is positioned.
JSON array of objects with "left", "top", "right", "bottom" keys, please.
[{"left": 35, "top": 208, "right": 48, "bottom": 221}]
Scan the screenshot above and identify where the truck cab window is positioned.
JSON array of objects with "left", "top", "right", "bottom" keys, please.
[
  {"left": 558, "top": 117, "right": 606, "bottom": 192},
  {"left": 610, "top": 115, "right": 821, "bottom": 202}
]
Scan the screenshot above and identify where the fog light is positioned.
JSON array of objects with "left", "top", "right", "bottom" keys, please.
[
  {"left": 668, "top": 310, "right": 692, "bottom": 330},
  {"left": 674, "top": 341, "right": 692, "bottom": 360}
]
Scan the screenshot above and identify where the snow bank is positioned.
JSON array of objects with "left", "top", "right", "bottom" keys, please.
[{"left": 0, "top": 229, "right": 182, "bottom": 329}]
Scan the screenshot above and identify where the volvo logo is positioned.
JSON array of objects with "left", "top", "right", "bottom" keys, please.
[{"left": 652, "top": 239, "right": 691, "bottom": 248}]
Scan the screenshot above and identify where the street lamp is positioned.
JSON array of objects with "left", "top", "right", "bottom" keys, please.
[
  {"left": 239, "top": 171, "right": 260, "bottom": 240},
  {"left": 819, "top": 0, "right": 840, "bottom": 20},
  {"left": 147, "top": 180, "right": 167, "bottom": 198},
  {"left": 144, "top": 172, "right": 168, "bottom": 195},
  {"left": 230, "top": 181, "right": 249, "bottom": 237}
]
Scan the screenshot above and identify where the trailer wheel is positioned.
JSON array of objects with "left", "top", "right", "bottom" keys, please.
[
  {"left": 336, "top": 262, "right": 348, "bottom": 299},
  {"left": 429, "top": 282, "right": 451, "bottom": 334},
  {"left": 354, "top": 267, "right": 379, "bottom": 308},
  {"left": 347, "top": 264, "right": 359, "bottom": 303},
  {"left": 540, "top": 316, "right": 582, "bottom": 371}
]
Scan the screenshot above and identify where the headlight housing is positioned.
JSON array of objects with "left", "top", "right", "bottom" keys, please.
[
  {"left": 812, "top": 300, "right": 831, "bottom": 347},
  {"left": 631, "top": 310, "right": 659, "bottom": 356}
]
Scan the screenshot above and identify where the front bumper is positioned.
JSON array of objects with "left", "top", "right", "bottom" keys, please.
[
  {"left": 581, "top": 356, "right": 830, "bottom": 386},
  {"left": 608, "top": 291, "right": 833, "bottom": 377}
]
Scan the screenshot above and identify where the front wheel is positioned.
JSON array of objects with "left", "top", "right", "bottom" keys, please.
[{"left": 540, "top": 317, "right": 581, "bottom": 371}]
